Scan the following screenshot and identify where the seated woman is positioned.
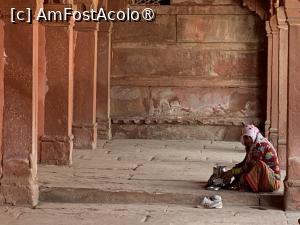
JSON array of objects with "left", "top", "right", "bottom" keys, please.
[{"left": 222, "top": 124, "right": 281, "bottom": 192}]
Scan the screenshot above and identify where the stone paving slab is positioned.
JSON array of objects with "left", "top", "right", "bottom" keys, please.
[{"left": 0, "top": 203, "right": 291, "bottom": 225}]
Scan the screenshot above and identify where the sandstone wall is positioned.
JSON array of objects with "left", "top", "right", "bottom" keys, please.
[{"left": 110, "top": 0, "right": 267, "bottom": 140}]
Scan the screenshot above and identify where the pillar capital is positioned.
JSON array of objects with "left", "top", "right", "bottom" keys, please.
[
  {"left": 270, "top": 15, "right": 279, "bottom": 33},
  {"left": 276, "top": 6, "right": 288, "bottom": 30},
  {"left": 265, "top": 20, "right": 272, "bottom": 36}
]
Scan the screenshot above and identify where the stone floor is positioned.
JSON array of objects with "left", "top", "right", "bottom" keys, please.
[
  {"left": 1, "top": 139, "right": 295, "bottom": 225},
  {"left": 38, "top": 139, "right": 284, "bottom": 207}
]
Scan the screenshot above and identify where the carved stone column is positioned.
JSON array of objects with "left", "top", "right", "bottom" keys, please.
[
  {"left": 276, "top": 7, "right": 288, "bottom": 170},
  {"left": 269, "top": 15, "right": 279, "bottom": 150},
  {"left": 73, "top": 4, "right": 98, "bottom": 149},
  {"left": 284, "top": 0, "right": 300, "bottom": 211},
  {"left": 0, "top": 0, "right": 42, "bottom": 205},
  {"left": 96, "top": 21, "right": 112, "bottom": 140},
  {"left": 40, "top": 3, "right": 75, "bottom": 165}
]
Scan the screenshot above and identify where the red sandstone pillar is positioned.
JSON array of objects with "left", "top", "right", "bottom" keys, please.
[
  {"left": 0, "top": 16, "right": 4, "bottom": 182},
  {"left": 269, "top": 15, "right": 279, "bottom": 150},
  {"left": 284, "top": 1, "right": 300, "bottom": 211},
  {"left": 73, "top": 18, "right": 98, "bottom": 149},
  {"left": 276, "top": 7, "right": 288, "bottom": 170},
  {"left": 96, "top": 21, "right": 112, "bottom": 139},
  {"left": 40, "top": 3, "right": 75, "bottom": 165},
  {"left": 265, "top": 21, "right": 272, "bottom": 139},
  {"left": 0, "top": 0, "right": 42, "bottom": 205},
  {"left": 37, "top": 24, "right": 46, "bottom": 162}
]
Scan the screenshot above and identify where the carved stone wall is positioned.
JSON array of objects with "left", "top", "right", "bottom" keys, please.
[{"left": 110, "top": 0, "right": 267, "bottom": 140}]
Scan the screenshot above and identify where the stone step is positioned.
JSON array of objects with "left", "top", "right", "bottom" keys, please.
[{"left": 39, "top": 184, "right": 283, "bottom": 209}]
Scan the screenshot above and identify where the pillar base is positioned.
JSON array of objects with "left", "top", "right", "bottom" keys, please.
[
  {"left": 278, "top": 139, "right": 287, "bottom": 169},
  {"left": 0, "top": 182, "right": 39, "bottom": 206},
  {"left": 73, "top": 123, "right": 97, "bottom": 150},
  {"left": 97, "top": 118, "right": 111, "bottom": 140},
  {"left": 40, "top": 135, "right": 73, "bottom": 165},
  {"left": 284, "top": 180, "right": 300, "bottom": 211}
]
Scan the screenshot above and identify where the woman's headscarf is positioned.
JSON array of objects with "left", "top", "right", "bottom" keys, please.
[{"left": 241, "top": 124, "right": 274, "bottom": 149}]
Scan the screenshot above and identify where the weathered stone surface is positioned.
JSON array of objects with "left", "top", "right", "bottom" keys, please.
[
  {"left": 111, "top": 86, "right": 264, "bottom": 118},
  {"left": 38, "top": 140, "right": 284, "bottom": 208},
  {"left": 73, "top": 29, "right": 97, "bottom": 125},
  {"left": 0, "top": 7, "right": 39, "bottom": 205},
  {"left": 112, "top": 124, "right": 243, "bottom": 141},
  {"left": 112, "top": 46, "right": 264, "bottom": 77},
  {"left": 97, "top": 22, "right": 112, "bottom": 139},
  {"left": 0, "top": 19, "right": 4, "bottom": 179},
  {"left": 0, "top": 203, "right": 290, "bottom": 225},
  {"left": 149, "top": 87, "right": 263, "bottom": 118},
  {"left": 284, "top": 3, "right": 300, "bottom": 211},
  {"left": 111, "top": 76, "right": 263, "bottom": 88},
  {"left": 73, "top": 24, "right": 98, "bottom": 149},
  {"left": 97, "top": 119, "right": 112, "bottom": 139},
  {"left": 40, "top": 137, "right": 73, "bottom": 165},
  {"left": 111, "top": 1, "right": 266, "bottom": 140},
  {"left": 43, "top": 26, "right": 72, "bottom": 136},
  {"left": 37, "top": 24, "right": 46, "bottom": 162},
  {"left": 46, "top": 133, "right": 290, "bottom": 211},
  {"left": 41, "top": 19, "right": 74, "bottom": 165},
  {"left": 111, "top": 84, "right": 265, "bottom": 141},
  {"left": 112, "top": 15, "right": 176, "bottom": 43},
  {"left": 177, "top": 14, "right": 264, "bottom": 43},
  {"left": 277, "top": 7, "right": 288, "bottom": 170},
  {"left": 73, "top": 125, "right": 97, "bottom": 150},
  {"left": 269, "top": 16, "right": 279, "bottom": 150},
  {"left": 264, "top": 21, "right": 272, "bottom": 139},
  {"left": 111, "top": 86, "right": 150, "bottom": 117}
]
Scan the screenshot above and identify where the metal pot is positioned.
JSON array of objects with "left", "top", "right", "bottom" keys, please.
[{"left": 213, "top": 165, "right": 227, "bottom": 177}]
